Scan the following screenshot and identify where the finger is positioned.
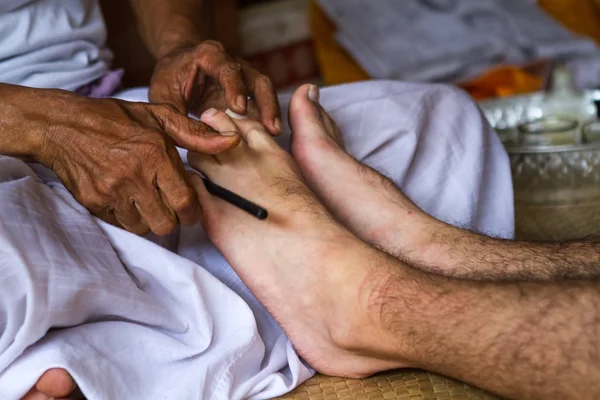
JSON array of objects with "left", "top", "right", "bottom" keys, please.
[
  {"left": 94, "top": 207, "right": 141, "bottom": 234},
  {"left": 245, "top": 98, "right": 261, "bottom": 122},
  {"left": 112, "top": 201, "right": 150, "bottom": 236},
  {"left": 156, "top": 161, "right": 202, "bottom": 226},
  {"left": 195, "top": 41, "right": 248, "bottom": 114},
  {"left": 94, "top": 208, "right": 119, "bottom": 227},
  {"left": 133, "top": 187, "right": 178, "bottom": 236},
  {"left": 242, "top": 63, "right": 281, "bottom": 135},
  {"left": 153, "top": 104, "right": 241, "bottom": 154}
]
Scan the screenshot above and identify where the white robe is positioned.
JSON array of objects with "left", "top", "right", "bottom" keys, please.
[{"left": 0, "top": 81, "right": 514, "bottom": 400}]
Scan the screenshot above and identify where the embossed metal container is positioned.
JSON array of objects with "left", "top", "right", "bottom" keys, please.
[{"left": 480, "top": 89, "right": 600, "bottom": 240}]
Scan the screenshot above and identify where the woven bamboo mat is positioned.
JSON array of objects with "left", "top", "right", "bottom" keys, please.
[
  {"left": 277, "top": 370, "right": 499, "bottom": 400},
  {"left": 278, "top": 198, "right": 600, "bottom": 399}
]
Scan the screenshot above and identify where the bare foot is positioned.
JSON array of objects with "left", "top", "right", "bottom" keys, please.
[
  {"left": 187, "top": 108, "right": 408, "bottom": 378},
  {"left": 289, "top": 84, "right": 440, "bottom": 262},
  {"left": 21, "top": 368, "right": 79, "bottom": 400}
]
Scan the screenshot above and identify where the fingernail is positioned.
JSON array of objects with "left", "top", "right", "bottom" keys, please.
[
  {"left": 273, "top": 118, "right": 281, "bottom": 132},
  {"left": 236, "top": 95, "right": 246, "bottom": 111},
  {"left": 201, "top": 108, "right": 218, "bottom": 119},
  {"left": 308, "top": 85, "right": 320, "bottom": 103},
  {"left": 220, "top": 130, "right": 238, "bottom": 137}
]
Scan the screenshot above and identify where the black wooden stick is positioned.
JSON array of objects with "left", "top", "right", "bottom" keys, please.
[{"left": 202, "top": 178, "right": 268, "bottom": 220}]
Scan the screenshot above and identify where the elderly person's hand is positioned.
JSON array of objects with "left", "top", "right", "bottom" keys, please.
[
  {"left": 148, "top": 40, "right": 281, "bottom": 135},
  {"left": 0, "top": 84, "right": 239, "bottom": 236}
]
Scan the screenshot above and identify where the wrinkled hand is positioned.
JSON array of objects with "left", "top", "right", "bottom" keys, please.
[
  {"left": 149, "top": 40, "right": 281, "bottom": 134},
  {"left": 39, "top": 93, "right": 240, "bottom": 236}
]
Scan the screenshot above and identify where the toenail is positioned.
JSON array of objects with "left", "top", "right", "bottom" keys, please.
[
  {"left": 202, "top": 108, "right": 218, "bottom": 119},
  {"left": 308, "top": 85, "right": 320, "bottom": 103}
]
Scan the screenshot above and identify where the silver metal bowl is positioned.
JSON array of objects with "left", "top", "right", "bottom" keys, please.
[
  {"left": 480, "top": 90, "right": 600, "bottom": 240},
  {"left": 480, "top": 90, "right": 600, "bottom": 202}
]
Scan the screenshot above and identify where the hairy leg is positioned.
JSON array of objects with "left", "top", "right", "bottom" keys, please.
[
  {"left": 290, "top": 84, "right": 600, "bottom": 281},
  {"left": 372, "top": 263, "right": 600, "bottom": 400},
  {"left": 187, "top": 88, "right": 600, "bottom": 400}
]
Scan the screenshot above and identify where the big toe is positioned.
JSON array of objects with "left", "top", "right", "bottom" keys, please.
[
  {"left": 289, "top": 84, "right": 326, "bottom": 138},
  {"left": 289, "top": 84, "right": 343, "bottom": 147},
  {"left": 35, "top": 368, "right": 76, "bottom": 398}
]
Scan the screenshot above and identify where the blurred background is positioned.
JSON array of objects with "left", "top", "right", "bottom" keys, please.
[
  {"left": 102, "top": 0, "right": 600, "bottom": 99},
  {"left": 101, "top": 0, "right": 600, "bottom": 241}
]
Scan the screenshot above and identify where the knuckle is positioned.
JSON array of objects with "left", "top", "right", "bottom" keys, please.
[
  {"left": 221, "top": 62, "right": 243, "bottom": 77},
  {"left": 130, "top": 223, "right": 150, "bottom": 236},
  {"left": 78, "top": 191, "right": 105, "bottom": 209},
  {"left": 160, "top": 103, "right": 180, "bottom": 116},
  {"left": 95, "top": 175, "right": 121, "bottom": 196},
  {"left": 140, "top": 131, "right": 171, "bottom": 156},
  {"left": 245, "top": 119, "right": 269, "bottom": 133},
  {"left": 246, "top": 126, "right": 267, "bottom": 138},
  {"left": 151, "top": 216, "right": 178, "bottom": 236},
  {"left": 172, "top": 190, "right": 197, "bottom": 213},
  {"left": 201, "top": 40, "right": 226, "bottom": 52}
]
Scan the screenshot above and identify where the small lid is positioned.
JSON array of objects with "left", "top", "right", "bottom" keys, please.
[{"left": 518, "top": 117, "right": 578, "bottom": 134}]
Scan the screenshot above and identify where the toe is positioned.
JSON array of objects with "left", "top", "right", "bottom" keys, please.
[
  {"left": 289, "top": 84, "right": 326, "bottom": 138},
  {"left": 229, "top": 117, "right": 276, "bottom": 150},
  {"left": 35, "top": 368, "right": 76, "bottom": 398},
  {"left": 198, "top": 108, "right": 249, "bottom": 163},
  {"left": 319, "top": 107, "right": 344, "bottom": 147},
  {"left": 289, "top": 84, "right": 345, "bottom": 151},
  {"left": 200, "top": 108, "right": 240, "bottom": 137},
  {"left": 225, "top": 108, "right": 277, "bottom": 150}
]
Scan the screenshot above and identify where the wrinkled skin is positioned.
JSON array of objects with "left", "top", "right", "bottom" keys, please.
[
  {"left": 36, "top": 91, "right": 240, "bottom": 235},
  {"left": 149, "top": 40, "right": 282, "bottom": 135}
]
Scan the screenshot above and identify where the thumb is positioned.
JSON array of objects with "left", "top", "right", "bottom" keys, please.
[{"left": 156, "top": 106, "right": 241, "bottom": 154}]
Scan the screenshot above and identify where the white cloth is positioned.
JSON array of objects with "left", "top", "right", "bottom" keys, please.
[
  {"left": 0, "top": 81, "right": 514, "bottom": 400},
  {"left": 0, "top": 0, "right": 111, "bottom": 90},
  {"left": 316, "top": 0, "right": 600, "bottom": 86}
]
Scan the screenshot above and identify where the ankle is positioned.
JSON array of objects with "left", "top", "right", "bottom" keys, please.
[
  {"left": 371, "top": 211, "right": 437, "bottom": 260},
  {"left": 327, "top": 248, "right": 422, "bottom": 367},
  {"left": 409, "top": 220, "right": 467, "bottom": 276}
]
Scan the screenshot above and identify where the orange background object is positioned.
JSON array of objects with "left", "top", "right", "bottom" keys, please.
[{"left": 309, "top": 0, "right": 600, "bottom": 99}]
